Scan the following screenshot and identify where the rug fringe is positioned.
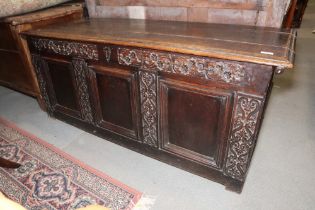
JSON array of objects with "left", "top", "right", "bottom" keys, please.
[{"left": 132, "top": 194, "right": 156, "bottom": 210}]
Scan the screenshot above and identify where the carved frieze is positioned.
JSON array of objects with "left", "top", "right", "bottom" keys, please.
[
  {"left": 72, "top": 59, "right": 94, "bottom": 124},
  {"left": 118, "top": 48, "right": 247, "bottom": 84},
  {"left": 139, "top": 71, "right": 158, "bottom": 147},
  {"left": 31, "top": 55, "right": 54, "bottom": 115},
  {"left": 32, "top": 38, "right": 98, "bottom": 60},
  {"left": 224, "top": 94, "right": 263, "bottom": 181}
]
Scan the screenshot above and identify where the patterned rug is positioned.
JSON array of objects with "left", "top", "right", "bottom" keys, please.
[{"left": 0, "top": 117, "right": 142, "bottom": 209}]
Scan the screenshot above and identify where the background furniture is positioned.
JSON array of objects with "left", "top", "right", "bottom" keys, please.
[
  {"left": 0, "top": 3, "right": 83, "bottom": 106},
  {"left": 0, "top": 157, "right": 20, "bottom": 168},
  {"left": 24, "top": 18, "right": 296, "bottom": 192},
  {"left": 0, "top": 0, "right": 71, "bottom": 18},
  {"left": 86, "top": 0, "right": 291, "bottom": 28},
  {"left": 283, "top": 0, "right": 309, "bottom": 28}
]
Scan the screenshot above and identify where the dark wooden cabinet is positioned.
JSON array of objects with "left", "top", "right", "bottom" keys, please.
[
  {"left": 0, "top": 4, "right": 83, "bottom": 100},
  {"left": 25, "top": 18, "right": 296, "bottom": 193}
]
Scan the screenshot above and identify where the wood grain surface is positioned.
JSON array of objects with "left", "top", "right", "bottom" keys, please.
[{"left": 24, "top": 18, "right": 296, "bottom": 68}]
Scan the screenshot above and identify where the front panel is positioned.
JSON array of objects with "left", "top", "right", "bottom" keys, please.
[
  {"left": 42, "top": 57, "right": 81, "bottom": 119},
  {"left": 88, "top": 65, "right": 140, "bottom": 140},
  {"left": 28, "top": 34, "right": 275, "bottom": 192},
  {"left": 159, "top": 78, "right": 233, "bottom": 168}
]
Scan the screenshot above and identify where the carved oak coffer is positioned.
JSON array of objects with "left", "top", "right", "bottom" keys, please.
[{"left": 24, "top": 18, "right": 296, "bottom": 193}]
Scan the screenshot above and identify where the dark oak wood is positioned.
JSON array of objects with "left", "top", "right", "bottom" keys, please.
[
  {"left": 0, "top": 157, "right": 21, "bottom": 169},
  {"left": 159, "top": 78, "right": 232, "bottom": 168},
  {"left": 88, "top": 65, "right": 140, "bottom": 140},
  {"left": 42, "top": 57, "right": 81, "bottom": 118},
  {"left": 24, "top": 18, "right": 296, "bottom": 68},
  {"left": 25, "top": 18, "right": 296, "bottom": 193},
  {"left": 53, "top": 110, "right": 244, "bottom": 192},
  {"left": 283, "top": 0, "right": 309, "bottom": 28}
]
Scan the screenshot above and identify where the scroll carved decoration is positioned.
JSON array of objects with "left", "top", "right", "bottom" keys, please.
[
  {"left": 103, "top": 46, "right": 112, "bottom": 63},
  {"left": 32, "top": 38, "right": 98, "bottom": 60},
  {"left": 118, "top": 48, "right": 142, "bottom": 67},
  {"left": 142, "top": 51, "right": 172, "bottom": 71},
  {"left": 224, "top": 94, "right": 263, "bottom": 181},
  {"left": 139, "top": 71, "right": 158, "bottom": 147},
  {"left": 31, "top": 55, "right": 54, "bottom": 115},
  {"left": 72, "top": 59, "right": 94, "bottom": 124},
  {"left": 118, "top": 48, "right": 247, "bottom": 84}
]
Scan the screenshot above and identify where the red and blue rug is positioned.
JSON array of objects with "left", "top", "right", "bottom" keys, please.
[{"left": 0, "top": 117, "right": 142, "bottom": 209}]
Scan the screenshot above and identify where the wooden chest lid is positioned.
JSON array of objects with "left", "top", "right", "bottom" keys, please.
[{"left": 24, "top": 18, "right": 296, "bottom": 69}]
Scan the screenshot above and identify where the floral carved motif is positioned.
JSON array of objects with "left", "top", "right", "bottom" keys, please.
[
  {"left": 139, "top": 71, "right": 158, "bottom": 147},
  {"left": 172, "top": 56, "right": 245, "bottom": 83},
  {"left": 224, "top": 94, "right": 263, "bottom": 181},
  {"left": 32, "top": 38, "right": 98, "bottom": 60},
  {"left": 118, "top": 48, "right": 142, "bottom": 67},
  {"left": 142, "top": 51, "right": 172, "bottom": 72},
  {"left": 31, "top": 55, "right": 54, "bottom": 115},
  {"left": 72, "top": 59, "right": 94, "bottom": 124},
  {"left": 118, "top": 48, "right": 247, "bottom": 84}
]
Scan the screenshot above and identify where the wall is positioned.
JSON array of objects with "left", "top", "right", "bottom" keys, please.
[{"left": 86, "top": 0, "right": 291, "bottom": 28}]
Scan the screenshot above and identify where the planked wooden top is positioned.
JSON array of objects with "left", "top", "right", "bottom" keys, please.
[{"left": 24, "top": 18, "right": 296, "bottom": 68}]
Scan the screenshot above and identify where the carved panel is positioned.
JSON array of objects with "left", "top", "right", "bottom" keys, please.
[
  {"left": 172, "top": 55, "right": 245, "bottom": 83},
  {"left": 139, "top": 71, "right": 158, "bottom": 147},
  {"left": 32, "top": 38, "right": 98, "bottom": 60},
  {"left": 31, "top": 55, "right": 54, "bottom": 115},
  {"left": 224, "top": 94, "right": 263, "bottom": 181},
  {"left": 118, "top": 48, "right": 247, "bottom": 84},
  {"left": 72, "top": 59, "right": 94, "bottom": 124},
  {"left": 103, "top": 46, "right": 111, "bottom": 62},
  {"left": 142, "top": 51, "right": 172, "bottom": 72},
  {"left": 118, "top": 48, "right": 142, "bottom": 67}
]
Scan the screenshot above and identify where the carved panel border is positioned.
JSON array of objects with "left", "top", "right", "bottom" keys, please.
[
  {"left": 72, "top": 59, "right": 94, "bottom": 124},
  {"left": 139, "top": 71, "right": 158, "bottom": 147},
  {"left": 32, "top": 38, "right": 99, "bottom": 60},
  {"left": 118, "top": 47, "right": 248, "bottom": 84},
  {"left": 224, "top": 93, "right": 263, "bottom": 181},
  {"left": 31, "top": 55, "right": 54, "bottom": 115}
]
